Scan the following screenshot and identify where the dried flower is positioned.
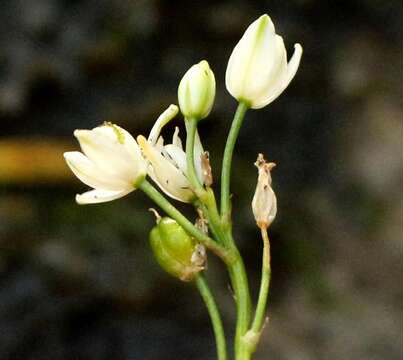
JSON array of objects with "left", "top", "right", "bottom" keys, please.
[{"left": 252, "top": 153, "right": 277, "bottom": 229}]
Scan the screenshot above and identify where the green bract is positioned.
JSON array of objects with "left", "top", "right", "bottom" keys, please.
[{"left": 149, "top": 217, "right": 204, "bottom": 281}]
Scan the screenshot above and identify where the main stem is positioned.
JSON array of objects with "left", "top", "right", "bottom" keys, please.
[
  {"left": 198, "top": 193, "right": 252, "bottom": 359},
  {"left": 185, "top": 103, "right": 254, "bottom": 359},
  {"left": 195, "top": 274, "right": 227, "bottom": 360},
  {"left": 220, "top": 102, "right": 249, "bottom": 219},
  {"left": 218, "top": 101, "right": 253, "bottom": 359}
]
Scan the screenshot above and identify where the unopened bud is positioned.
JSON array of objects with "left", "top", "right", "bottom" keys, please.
[
  {"left": 178, "top": 60, "right": 216, "bottom": 120},
  {"left": 149, "top": 216, "right": 205, "bottom": 281},
  {"left": 225, "top": 14, "right": 303, "bottom": 109},
  {"left": 251, "top": 154, "right": 277, "bottom": 229}
]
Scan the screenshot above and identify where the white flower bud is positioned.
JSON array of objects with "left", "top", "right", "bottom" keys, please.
[
  {"left": 226, "top": 14, "right": 303, "bottom": 109},
  {"left": 252, "top": 154, "right": 277, "bottom": 229},
  {"left": 64, "top": 123, "right": 147, "bottom": 204},
  {"left": 178, "top": 60, "right": 216, "bottom": 120}
]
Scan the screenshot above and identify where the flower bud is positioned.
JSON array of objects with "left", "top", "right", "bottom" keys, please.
[
  {"left": 178, "top": 60, "right": 216, "bottom": 120},
  {"left": 149, "top": 216, "right": 205, "bottom": 281},
  {"left": 226, "top": 14, "right": 302, "bottom": 109},
  {"left": 252, "top": 154, "right": 277, "bottom": 229}
]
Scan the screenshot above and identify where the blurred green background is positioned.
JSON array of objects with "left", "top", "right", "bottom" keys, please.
[{"left": 1, "top": 0, "right": 402, "bottom": 359}]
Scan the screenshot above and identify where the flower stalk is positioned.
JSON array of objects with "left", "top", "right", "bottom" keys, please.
[
  {"left": 185, "top": 117, "right": 205, "bottom": 194},
  {"left": 195, "top": 274, "right": 227, "bottom": 360},
  {"left": 220, "top": 101, "right": 249, "bottom": 220},
  {"left": 246, "top": 227, "right": 271, "bottom": 353}
]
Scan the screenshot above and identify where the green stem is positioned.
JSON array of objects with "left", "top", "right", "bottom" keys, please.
[
  {"left": 195, "top": 274, "right": 227, "bottom": 360},
  {"left": 139, "top": 180, "right": 231, "bottom": 263},
  {"left": 197, "top": 198, "right": 252, "bottom": 359},
  {"left": 196, "top": 189, "right": 229, "bottom": 246},
  {"left": 228, "top": 243, "right": 252, "bottom": 360},
  {"left": 238, "top": 228, "right": 271, "bottom": 358},
  {"left": 250, "top": 227, "right": 271, "bottom": 334},
  {"left": 194, "top": 198, "right": 222, "bottom": 245},
  {"left": 185, "top": 117, "right": 204, "bottom": 193},
  {"left": 198, "top": 194, "right": 252, "bottom": 359},
  {"left": 220, "top": 102, "right": 249, "bottom": 219},
  {"left": 217, "top": 101, "right": 252, "bottom": 359},
  {"left": 197, "top": 192, "right": 252, "bottom": 360}
]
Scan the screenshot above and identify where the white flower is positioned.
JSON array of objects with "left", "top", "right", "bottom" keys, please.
[
  {"left": 137, "top": 104, "right": 204, "bottom": 203},
  {"left": 178, "top": 60, "right": 216, "bottom": 120},
  {"left": 252, "top": 154, "right": 277, "bottom": 229},
  {"left": 226, "top": 14, "right": 303, "bottom": 109},
  {"left": 64, "top": 123, "right": 147, "bottom": 204}
]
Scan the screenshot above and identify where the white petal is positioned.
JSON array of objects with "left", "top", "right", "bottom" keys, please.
[
  {"left": 193, "top": 130, "right": 204, "bottom": 183},
  {"left": 242, "top": 29, "right": 285, "bottom": 102},
  {"left": 183, "top": 121, "right": 205, "bottom": 184},
  {"left": 138, "top": 135, "right": 194, "bottom": 202},
  {"left": 254, "top": 43, "right": 303, "bottom": 108},
  {"left": 107, "top": 124, "right": 147, "bottom": 177},
  {"left": 164, "top": 144, "right": 187, "bottom": 173},
  {"left": 148, "top": 105, "right": 179, "bottom": 144},
  {"left": 64, "top": 151, "right": 128, "bottom": 191},
  {"left": 247, "top": 35, "right": 287, "bottom": 107},
  {"left": 74, "top": 128, "right": 140, "bottom": 181},
  {"left": 283, "top": 43, "right": 303, "bottom": 90},
  {"left": 155, "top": 136, "right": 164, "bottom": 152},
  {"left": 172, "top": 127, "right": 183, "bottom": 149},
  {"left": 94, "top": 124, "right": 147, "bottom": 180},
  {"left": 226, "top": 14, "right": 276, "bottom": 100},
  {"left": 76, "top": 189, "right": 132, "bottom": 205}
]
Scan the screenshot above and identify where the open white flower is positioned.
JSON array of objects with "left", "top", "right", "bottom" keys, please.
[
  {"left": 64, "top": 123, "right": 147, "bottom": 204},
  {"left": 252, "top": 154, "right": 277, "bottom": 229},
  {"left": 137, "top": 104, "right": 204, "bottom": 203},
  {"left": 226, "top": 14, "right": 303, "bottom": 109}
]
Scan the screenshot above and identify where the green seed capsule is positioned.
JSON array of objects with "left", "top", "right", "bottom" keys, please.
[{"left": 149, "top": 217, "right": 205, "bottom": 281}]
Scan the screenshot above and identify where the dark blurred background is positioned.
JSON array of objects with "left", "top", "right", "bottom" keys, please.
[{"left": 1, "top": 0, "right": 402, "bottom": 359}]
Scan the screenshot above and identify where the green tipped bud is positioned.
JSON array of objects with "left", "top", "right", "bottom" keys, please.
[
  {"left": 178, "top": 60, "right": 216, "bottom": 120},
  {"left": 149, "top": 217, "right": 205, "bottom": 281}
]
